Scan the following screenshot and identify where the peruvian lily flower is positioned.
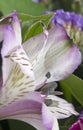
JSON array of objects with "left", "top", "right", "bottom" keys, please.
[{"left": 0, "top": 11, "right": 81, "bottom": 130}]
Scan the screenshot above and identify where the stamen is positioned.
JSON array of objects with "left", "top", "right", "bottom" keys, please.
[
  {"left": 44, "top": 99, "right": 52, "bottom": 106},
  {"left": 45, "top": 72, "right": 51, "bottom": 79},
  {"left": 41, "top": 82, "right": 58, "bottom": 95},
  {"left": 44, "top": 98, "right": 59, "bottom": 107}
]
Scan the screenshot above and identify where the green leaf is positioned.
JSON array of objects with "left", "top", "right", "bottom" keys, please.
[
  {"left": 19, "top": 13, "right": 54, "bottom": 23},
  {"left": 60, "top": 74, "right": 83, "bottom": 106},
  {"left": 23, "top": 21, "right": 43, "bottom": 41},
  {"left": 8, "top": 119, "right": 35, "bottom": 130},
  {"left": 60, "top": 84, "right": 72, "bottom": 102},
  {"left": 20, "top": 13, "right": 54, "bottom": 41},
  {"left": 0, "top": 0, "right": 47, "bottom": 16}
]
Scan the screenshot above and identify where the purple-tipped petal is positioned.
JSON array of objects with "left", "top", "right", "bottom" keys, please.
[
  {"left": 0, "top": 12, "right": 16, "bottom": 42},
  {"left": 0, "top": 92, "right": 46, "bottom": 130},
  {"left": 23, "top": 25, "right": 81, "bottom": 86},
  {"left": 0, "top": 92, "right": 42, "bottom": 117},
  {"left": 1, "top": 12, "right": 21, "bottom": 84}
]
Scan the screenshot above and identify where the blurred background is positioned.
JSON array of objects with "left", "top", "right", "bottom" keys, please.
[
  {"left": 0, "top": 0, "right": 83, "bottom": 17},
  {"left": 0, "top": 0, "right": 83, "bottom": 130}
]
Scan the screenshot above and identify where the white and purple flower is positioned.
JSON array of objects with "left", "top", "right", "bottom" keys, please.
[{"left": 0, "top": 11, "right": 81, "bottom": 130}]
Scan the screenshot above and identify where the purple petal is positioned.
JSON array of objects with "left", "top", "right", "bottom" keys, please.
[
  {"left": 69, "top": 121, "right": 80, "bottom": 130},
  {"left": 69, "top": 118, "right": 83, "bottom": 130},
  {"left": 1, "top": 12, "right": 21, "bottom": 84},
  {"left": 0, "top": 92, "right": 42, "bottom": 117},
  {"left": 51, "top": 9, "right": 83, "bottom": 31},
  {"left": 45, "top": 10, "right": 83, "bottom": 47},
  {"left": 53, "top": 10, "right": 72, "bottom": 25},
  {"left": 50, "top": 10, "right": 83, "bottom": 47},
  {"left": 0, "top": 92, "right": 46, "bottom": 130},
  {"left": 80, "top": 118, "right": 83, "bottom": 130},
  {"left": 0, "top": 11, "right": 20, "bottom": 42}
]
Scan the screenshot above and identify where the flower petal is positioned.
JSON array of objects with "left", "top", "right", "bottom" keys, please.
[
  {"left": 23, "top": 25, "right": 81, "bottom": 86},
  {"left": 69, "top": 118, "right": 83, "bottom": 130},
  {"left": 1, "top": 12, "right": 21, "bottom": 84},
  {"left": 23, "top": 32, "right": 44, "bottom": 60},
  {"left": 45, "top": 95, "right": 78, "bottom": 119},
  {"left": 42, "top": 103, "right": 59, "bottom": 130},
  {"left": 0, "top": 14, "right": 11, "bottom": 42},
  {"left": 0, "top": 92, "right": 46, "bottom": 130}
]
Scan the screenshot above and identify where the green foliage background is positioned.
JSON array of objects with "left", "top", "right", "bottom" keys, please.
[
  {"left": 0, "top": 0, "right": 83, "bottom": 130},
  {"left": 0, "top": 0, "right": 46, "bottom": 16}
]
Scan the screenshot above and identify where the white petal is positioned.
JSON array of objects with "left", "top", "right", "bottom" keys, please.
[
  {"left": 45, "top": 95, "right": 78, "bottom": 119},
  {"left": 6, "top": 45, "right": 34, "bottom": 79},
  {"left": 23, "top": 26, "right": 81, "bottom": 87},
  {"left": 0, "top": 64, "right": 35, "bottom": 106}
]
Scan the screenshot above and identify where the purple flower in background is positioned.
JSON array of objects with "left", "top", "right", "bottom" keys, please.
[
  {"left": 45, "top": 9, "right": 83, "bottom": 46},
  {"left": 0, "top": 12, "right": 81, "bottom": 130},
  {"left": 53, "top": 9, "right": 83, "bottom": 30}
]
